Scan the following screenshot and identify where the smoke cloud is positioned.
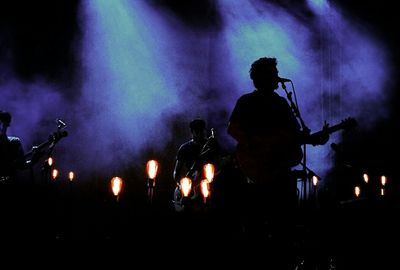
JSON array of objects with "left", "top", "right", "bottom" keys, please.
[{"left": 0, "top": 0, "right": 393, "bottom": 191}]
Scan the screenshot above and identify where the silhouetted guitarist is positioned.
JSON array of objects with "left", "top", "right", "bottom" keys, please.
[
  {"left": 0, "top": 111, "right": 27, "bottom": 183},
  {"left": 228, "top": 58, "right": 330, "bottom": 186},
  {"left": 172, "top": 118, "right": 220, "bottom": 211},
  {"left": 1, "top": 111, "right": 68, "bottom": 183},
  {"left": 227, "top": 57, "right": 330, "bottom": 253}
]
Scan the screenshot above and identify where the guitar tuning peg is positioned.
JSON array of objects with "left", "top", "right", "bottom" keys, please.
[{"left": 56, "top": 118, "right": 67, "bottom": 129}]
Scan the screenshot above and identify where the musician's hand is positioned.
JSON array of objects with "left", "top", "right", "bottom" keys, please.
[
  {"left": 320, "top": 121, "right": 330, "bottom": 144},
  {"left": 313, "top": 122, "right": 330, "bottom": 145},
  {"left": 309, "top": 122, "right": 330, "bottom": 146},
  {"left": 29, "top": 146, "right": 43, "bottom": 165}
]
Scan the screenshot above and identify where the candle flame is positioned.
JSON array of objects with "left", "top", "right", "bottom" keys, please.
[
  {"left": 381, "top": 175, "right": 387, "bottom": 186},
  {"left": 203, "top": 163, "right": 215, "bottom": 183},
  {"left": 355, "top": 186, "right": 360, "bottom": 197},
  {"left": 180, "top": 177, "right": 192, "bottom": 197},
  {"left": 52, "top": 169, "right": 58, "bottom": 180},
  {"left": 47, "top": 157, "right": 53, "bottom": 166},
  {"left": 363, "top": 173, "right": 369, "bottom": 183},
  {"left": 201, "top": 179, "right": 210, "bottom": 198},
  {"left": 146, "top": 160, "right": 159, "bottom": 180},
  {"left": 68, "top": 171, "right": 74, "bottom": 182},
  {"left": 111, "top": 176, "right": 123, "bottom": 196},
  {"left": 312, "top": 175, "right": 318, "bottom": 186},
  {"left": 381, "top": 188, "right": 385, "bottom": 196}
]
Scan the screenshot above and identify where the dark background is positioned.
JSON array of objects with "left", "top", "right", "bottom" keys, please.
[{"left": 0, "top": 1, "right": 399, "bottom": 266}]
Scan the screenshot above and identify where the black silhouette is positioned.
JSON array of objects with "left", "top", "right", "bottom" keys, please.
[
  {"left": 227, "top": 57, "right": 330, "bottom": 267},
  {"left": 0, "top": 111, "right": 27, "bottom": 183},
  {"left": 172, "top": 118, "right": 219, "bottom": 212}
]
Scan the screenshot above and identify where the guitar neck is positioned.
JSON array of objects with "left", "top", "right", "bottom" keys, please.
[
  {"left": 311, "top": 120, "right": 354, "bottom": 137},
  {"left": 326, "top": 123, "right": 346, "bottom": 134},
  {"left": 24, "top": 139, "right": 52, "bottom": 159},
  {"left": 24, "top": 130, "right": 67, "bottom": 159}
]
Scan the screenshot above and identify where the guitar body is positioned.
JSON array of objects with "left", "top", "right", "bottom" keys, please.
[
  {"left": 235, "top": 132, "right": 303, "bottom": 185},
  {"left": 172, "top": 170, "right": 203, "bottom": 213},
  {"left": 235, "top": 117, "right": 357, "bottom": 185},
  {"left": 173, "top": 185, "right": 185, "bottom": 212}
]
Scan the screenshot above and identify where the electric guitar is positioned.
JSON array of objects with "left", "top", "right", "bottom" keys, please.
[
  {"left": 0, "top": 129, "right": 68, "bottom": 183},
  {"left": 24, "top": 129, "right": 68, "bottom": 164},
  {"left": 173, "top": 129, "right": 217, "bottom": 212},
  {"left": 235, "top": 117, "right": 357, "bottom": 185}
]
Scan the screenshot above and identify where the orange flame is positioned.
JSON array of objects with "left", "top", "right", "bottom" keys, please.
[
  {"left": 180, "top": 177, "right": 192, "bottom": 197},
  {"left": 47, "top": 157, "right": 53, "bottom": 166},
  {"left": 312, "top": 175, "right": 318, "bottom": 186},
  {"left": 111, "top": 176, "right": 123, "bottom": 196},
  {"left": 52, "top": 169, "right": 58, "bottom": 180},
  {"left": 203, "top": 163, "right": 215, "bottom": 183},
  {"left": 201, "top": 179, "right": 210, "bottom": 198},
  {"left": 363, "top": 173, "right": 369, "bottom": 184},
  {"left": 68, "top": 171, "right": 75, "bottom": 182},
  {"left": 381, "top": 175, "right": 387, "bottom": 186},
  {"left": 146, "top": 160, "right": 159, "bottom": 180},
  {"left": 355, "top": 186, "right": 360, "bottom": 197}
]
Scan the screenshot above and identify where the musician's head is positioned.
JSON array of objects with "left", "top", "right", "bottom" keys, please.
[
  {"left": 250, "top": 57, "right": 279, "bottom": 91},
  {"left": 189, "top": 118, "right": 206, "bottom": 142},
  {"left": 0, "top": 111, "right": 11, "bottom": 136}
]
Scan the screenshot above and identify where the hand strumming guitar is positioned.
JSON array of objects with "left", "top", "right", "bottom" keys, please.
[
  {"left": 303, "top": 122, "right": 330, "bottom": 146},
  {"left": 304, "top": 118, "right": 357, "bottom": 146}
]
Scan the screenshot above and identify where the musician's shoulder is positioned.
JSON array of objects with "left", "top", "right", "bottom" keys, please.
[
  {"left": 7, "top": 136, "right": 22, "bottom": 144},
  {"left": 239, "top": 91, "right": 258, "bottom": 100},
  {"left": 179, "top": 140, "right": 193, "bottom": 149}
]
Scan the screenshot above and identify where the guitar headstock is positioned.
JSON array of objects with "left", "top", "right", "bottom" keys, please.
[
  {"left": 340, "top": 117, "right": 358, "bottom": 131},
  {"left": 48, "top": 129, "right": 68, "bottom": 144},
  {"left": 54, "top": 130, "right": 68, "bottom": 141}
]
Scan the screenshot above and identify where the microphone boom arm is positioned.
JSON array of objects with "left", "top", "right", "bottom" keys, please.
[{"left": 282, "top": 85, "right": 310, "bottom": 134}]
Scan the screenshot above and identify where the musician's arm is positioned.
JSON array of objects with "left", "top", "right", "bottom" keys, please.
[
  {"left": 302, "top": 125, "right": 330, "bottom": 146},
  {"left": 173, "top": 159, "right": 184, "bottom": 184},
  {"left": 9, "top": 137, "right": 29, "bottom": 169},
  {"left": 25, "top": 146, "right": 44, "bottom": 167},
  {"left": 227, "top": 121, "right": 247, "bottom": 145}
]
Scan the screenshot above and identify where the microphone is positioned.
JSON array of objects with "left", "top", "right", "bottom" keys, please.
[{"left": 278, "top": 77, "right": 291, "bottom": 83}]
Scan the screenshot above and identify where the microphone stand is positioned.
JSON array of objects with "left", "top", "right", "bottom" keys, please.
[
  {"left": 281, "top": 82, "right": 311, "bottom": 207},
  {"left": 281, "top": 82, "right": 310, "bottom": 134}
]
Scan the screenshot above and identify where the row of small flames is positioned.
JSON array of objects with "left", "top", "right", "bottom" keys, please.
[
  {"left": 43, "top": 157, "right": 389, "bottom": 200},
  {"left": 354, "top": 174, "right": 388, "bottom": 198},
  {"left": 45, "top": 157, "right": 75, "bottom": 182},
  {"left": 43, "top": 158, "right": 216, "bottom": 202},
  {"left": 309, "top": 173, "right": 389, "bottom": 198}
]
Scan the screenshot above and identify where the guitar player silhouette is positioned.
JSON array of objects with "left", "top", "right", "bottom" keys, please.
[
  {"left": 227, "top": 57, "right": 330, "bottom": 266},
  {"left": 172, "top": 118, "right": 220, "bottom": 212}
]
